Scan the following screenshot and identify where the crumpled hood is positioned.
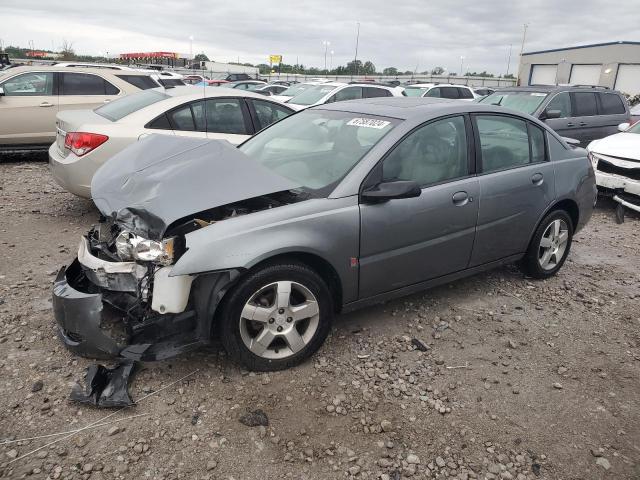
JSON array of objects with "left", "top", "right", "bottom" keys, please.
[
  {"left": 91, "top": 135, "right": 299, "bottom": 239},
  {"left": 589, "top": 132, "right": 640, "bottom": 161}
]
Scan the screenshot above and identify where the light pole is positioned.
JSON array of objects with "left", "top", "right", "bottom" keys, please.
[
  {"left": 329, "top": 50, "right": 334, "bottom": 71},
  {"left": 505, "top": 43, "right": 513, "bottom": 77},
  {"left": 323, "top": 41, "right": 330, "bottom": 72},
  {"left": 353, "top": 21, "right": 360, "bottom": 80},
  {"left": 189, "top": 35, "right": 194, "bottom": 59},
  {"left": 459, "top": 56, "right": 465, "bottom": 77}
]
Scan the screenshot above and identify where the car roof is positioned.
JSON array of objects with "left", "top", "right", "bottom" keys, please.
[
  {"left": 152, "top": 85, "right": 285, "bottom": 101},
  {"left": 496, "top": 85, "right": 617, "bottom": 93},
  {"left": 314, "top": 97, "right": 519, "bottom": 120},
  {"left": 0, "top": 65, "right": 153, "bottom": 76}
]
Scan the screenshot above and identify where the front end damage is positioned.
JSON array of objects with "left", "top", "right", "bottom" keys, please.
[{"left": 590, "top": 151, "right": 640, "bottom": 213}]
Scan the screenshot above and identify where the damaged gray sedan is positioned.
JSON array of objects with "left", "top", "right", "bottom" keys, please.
[{"left": 53, "top": 98, "right": 596, "bottom": 371}]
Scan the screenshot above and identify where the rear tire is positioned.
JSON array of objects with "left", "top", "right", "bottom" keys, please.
[
  {"left": 217, "top": 261, "right": 333, "bottom": 371},
  {"left": 520, "top": 210, "right": 573, "bottom": 279}
]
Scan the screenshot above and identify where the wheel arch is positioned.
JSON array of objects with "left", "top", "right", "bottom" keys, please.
[{"left": 526, "top": 197, "right": 579, "bottom": 252}]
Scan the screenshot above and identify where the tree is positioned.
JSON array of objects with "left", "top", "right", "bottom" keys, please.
[
  {"left": 362, "top": 61, "right": 376, "bottom": 75},
  {"left": 60, "top": 39, "right": 75, "bottom": 60},
  {"left": 431, "top": 66, "right": 445, "bottom": 75},
  {"left": 382, "top": 67, "right": 398, "bottom": 76},
  {"left": 193, "top": 53, "right": 209, "bottom": 62},
  {"left": 345, "top": 59, "right": 363, "bottom": 75},
  {"left": 503, "top": 73, "right": 515, "bottom": 79}
]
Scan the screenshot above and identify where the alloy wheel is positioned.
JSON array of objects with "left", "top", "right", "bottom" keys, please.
[
  {"left": 239, "top": 281, "right": 320, "bottom": 359},
  {"left": 538, "top": 219, "right": 569, "bottom": 271}
]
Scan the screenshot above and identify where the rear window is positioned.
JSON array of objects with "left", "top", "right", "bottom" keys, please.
[
  {"left": 598, "top": 93, "right": 625, "bottom": 115},
  {"left": 116, "top": 75, "right": 159, "bottom": 90},
  {"left": 95, "top": 89, "right": 170, "bottom": 121}
]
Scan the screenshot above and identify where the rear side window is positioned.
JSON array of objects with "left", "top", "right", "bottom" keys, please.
[
  {"left": 476, "top": 115, "right": 532, "bottom": 172},
  {"left": 545, "top": 92, "right": 572, "bottom": 118},
  {"left": 364, "top": 87, "right": 392, "bottom": 98},
  {"left": 529, "top": 125, "right": 546, "bottom": 163},
  {"left": 571, "top": 92, "right": 598, "bottom": 116},
  {"left": 205, "top": 98, "right": 248, "bottom": 134},
  {"left": 458, "top": 88, "right": 474, "bottom": 99},
  {"left": 116, "top": 75, "right": 159, "bottom": 90},
  {"left": 440, "top": 87, "right": 461, "bottom": 99},
  {"left": 169, "top": 104, "right": 196, "bottom": 130},
  {"left": 61, "top": 73, "right": 119, "bottom": 95},
  {"left": 598, "top": 93, "right": 625, "bottom": 115},
  {"left": 157, "top": 78, "right": 184, "bottom": 87}
]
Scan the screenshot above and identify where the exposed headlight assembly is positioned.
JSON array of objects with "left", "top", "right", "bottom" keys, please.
[{"left": 115, "top": 231, "right": 175, "bottom": 265}]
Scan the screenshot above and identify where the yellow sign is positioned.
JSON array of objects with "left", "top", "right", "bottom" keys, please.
[{"left": 269, "top": 55, "right": 282, "bottom": 64}]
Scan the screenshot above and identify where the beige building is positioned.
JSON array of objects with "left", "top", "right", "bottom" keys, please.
[{"left": 518, "top": 41, "right": 640, "bottom": 95}]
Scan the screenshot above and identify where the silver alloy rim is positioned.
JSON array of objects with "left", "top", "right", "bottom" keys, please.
[
  {"left": 538, "top": 219, "right": 569, "bottom": 271},
  {"left": 239, "top": 281, "right": 320, "bottom": 360}
]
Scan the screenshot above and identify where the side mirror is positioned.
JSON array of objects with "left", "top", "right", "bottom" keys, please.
[
  {"left": 541, "top": 109, "right": 561, "bottom": 120},
  {"left": 561, "top": 137, "right": 581, "bottom": 148},
  {"left": 362, "top": 180, "right": 421, "bottom": 203},
  {"left": 618, "top": 122, "right": 630, "bottom": 132},
  {"left": 0, "top": 87, "right": 4, "bottom": 96}
]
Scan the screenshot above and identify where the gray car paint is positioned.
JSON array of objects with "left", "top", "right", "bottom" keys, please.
[{"left": 91, "top": 134, "right": 300, "bottom": 238}]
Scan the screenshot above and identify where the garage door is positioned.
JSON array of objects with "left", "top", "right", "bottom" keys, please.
[
  {"left": 569, "top": 64, "right": 601, "bottom": 86},
  {"left": 615, "top": 64, "right": 640, "bottom": 95},
  {"left": 529, "top": 65, "right": 557, "bottom": 85}
]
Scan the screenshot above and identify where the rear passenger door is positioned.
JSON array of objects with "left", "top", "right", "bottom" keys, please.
[
  {"left": 58, "top": 72, "right": 120, "bottom": 111},
  {"left": 469, "top": 114, "right": 555, "bottom": 266},
  {"left": 569, "top": 91, "right": 600, "bottom": 145}
]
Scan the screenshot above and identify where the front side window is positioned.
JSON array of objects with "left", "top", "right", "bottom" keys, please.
[
  {"left": 571, "top": 92, "right": 598, "bottom": 116},
  {"left": 250, "top": 99, "right": 292, "bottom": 130},
  {"left": 332, "top": 87, "right": 363, "bottom": 102},
  {"left": 239, "top": 110, "right": 399, "bottom": 193},
  {"left": 476, "top": 115, "right": 540, "bottom": 172},
  {"left": 404, "top": 87, "right": 429, "bottom": 97},
  {"left": 61, "top": 73, "right": 118, "bottom": 95},
  {"left": 598, "top": 93, "right": 625, "bottom": 115},
  {"left": 1, "top": 72, "right": 54, "bottom": 96},
  {"left": 289, "top": 84, "right": 337, "bottom": 105},
  {"left": 424, "top": 87, "right": 442, "bottom": 98},
  {"left": 545, "top": 92, "right": 572, "bottom": 118},
  {"left": 382, "top": 116, "right": 468, "bottom": 186}
]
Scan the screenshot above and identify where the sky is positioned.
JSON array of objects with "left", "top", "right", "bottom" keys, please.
[{"left": 2, "top": 0, "right": 640, "bottom": 75}]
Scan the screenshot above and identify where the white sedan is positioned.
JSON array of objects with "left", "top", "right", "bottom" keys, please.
[
  {"left": 285, "top": 82, "right": 405, "bottom": 110},
  {"left": 587, "top": 121, "right": 640, "bottom": 213},
  {"left": 49, "top": 87, "right": 295, "bottom": 198}
]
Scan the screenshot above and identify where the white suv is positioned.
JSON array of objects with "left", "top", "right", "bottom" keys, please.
[
  {"left": 403, "top": 83, "right": 477, "bottom": 101},
  {"left": 286, "top": 82, "right": 405, "bottom": 110}
]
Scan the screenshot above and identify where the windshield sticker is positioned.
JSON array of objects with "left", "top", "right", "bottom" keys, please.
[{"left": 347, "top": 118, "right": 391, "bottom": 129}]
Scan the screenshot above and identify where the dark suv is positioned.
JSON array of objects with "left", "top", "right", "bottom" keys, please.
[
  {"left": 479, "top": 86, "right": 630, "bottom": 145},
  {"left": 225, "top": 73, "right": 252, "bottom": 82}
]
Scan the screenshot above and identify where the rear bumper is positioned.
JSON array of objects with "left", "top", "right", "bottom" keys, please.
[{"left": 48, "top": 143, "right": 92, "bottom": 198}]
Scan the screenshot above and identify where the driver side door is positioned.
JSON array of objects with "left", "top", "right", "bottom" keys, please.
[{"left": 358, "top": 115, "right": 479, "bottom": 298}]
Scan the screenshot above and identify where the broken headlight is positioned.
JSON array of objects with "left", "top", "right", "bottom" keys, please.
[{"left": 115, "top": 231, "right": 174, "bottom": 265}]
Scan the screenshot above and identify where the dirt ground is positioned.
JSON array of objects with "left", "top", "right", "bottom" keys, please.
[{"left": 0, "top": 159, "right": 639, "bottom": 480}]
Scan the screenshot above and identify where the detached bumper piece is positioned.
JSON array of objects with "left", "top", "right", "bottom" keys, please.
[
  {"left": 70, "top": 361, "right": 137, "bottom": 408},
  {"left": 52, "top": 259, "right": 202, "bottom": 361}
]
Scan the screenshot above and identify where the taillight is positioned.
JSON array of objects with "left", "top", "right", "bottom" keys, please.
[{"left": 64, "top": 132, "right": 108, "bottom": 156}]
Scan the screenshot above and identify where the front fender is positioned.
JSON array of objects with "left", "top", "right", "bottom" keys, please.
[{"left": 170, "top": 196, "right": 361, "bottom": 304}]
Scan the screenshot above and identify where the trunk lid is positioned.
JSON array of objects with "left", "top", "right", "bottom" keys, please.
[{"left": 55, "top": 109, "right": 112, "bottom": 158}]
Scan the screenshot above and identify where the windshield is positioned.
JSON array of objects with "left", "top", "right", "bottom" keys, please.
[
  {"left": 239, "top": 110, "right": 399, "bottom": 193},
  {"left": 479, "top": 91, "right": 548, "bottom": 115},
  {"left": 95, "top": 89, "right": 170, "bottom": 121},
  {"left": 278, "top": 83, "right": 319, "bottom": 98},
  {"left": 289, "top": 84, "right": 339, "bottom": 106},
  {"left": 404, "top": 87, "right": 429, "bottom": 97}
]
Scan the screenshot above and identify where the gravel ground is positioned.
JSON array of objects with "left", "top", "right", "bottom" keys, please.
[{"left": 0, "top": 160, "right": 639, "bottom": 480}]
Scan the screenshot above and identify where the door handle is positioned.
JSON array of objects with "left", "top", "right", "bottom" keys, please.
[
  {"left": 452, "top": 191, "right": 469, "bottom": 206},
  {"left": 531, "top": 173, "right": 544, "bottom": 185},
  {"left": 103, "top": 99, "right": 111, "bottom": 104},
  {"left": 39, "top": 102, "right": 54, "bottom": 107},
  {"left": 566, "top": 122, "right": 575, "bottom": 127},
  {"left": 579, "top": 122, "right": 587, "bottom": 126}
]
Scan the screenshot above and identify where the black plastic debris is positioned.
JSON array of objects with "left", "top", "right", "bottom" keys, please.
[
  {"left": 411, "top": 338, "right": 430, "bottom": 352},
  {"left": 70, "top": 361, "right": 138, "bottom": 408},
  {"left": 239, "top": 409, "right": 269, "bottom": 427}
]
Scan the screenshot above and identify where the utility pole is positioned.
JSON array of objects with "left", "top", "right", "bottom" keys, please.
[
  {"left": 322, "top": 40, "right": 330, "bottom": 71},
  {"left": 330, "top": 50, "right": 334, "bottom": 71},
  {"left": 505, "top": 43, "right": 513, "bottom": 77},
  {"left": 459, "top": 56, "right": 465, "bottom": 76},
  {"left": 517, "top": 23, "right": 529, "bottom": 85},
  {"left": 353, "top": 21, "right": 360, "bottom": 80}
]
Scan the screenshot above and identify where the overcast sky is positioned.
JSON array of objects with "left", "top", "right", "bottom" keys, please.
[{"left": 3, "top": 0, "right": 640, "bottom": 74}]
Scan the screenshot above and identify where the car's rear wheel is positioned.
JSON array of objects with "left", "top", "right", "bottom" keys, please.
[
  {"left": 217, "top": 262, "right": 333, "bottom": 371},
  {"left": 521, "top": 210, "right": 573, "bottom": 279}
]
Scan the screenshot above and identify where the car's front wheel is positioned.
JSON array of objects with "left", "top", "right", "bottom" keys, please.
[
  {"left": 217, "top": 261, "right": 333, "bottom": 371},
  {"left": 521, "top": 210, "right": 573, "bottom": 279}
]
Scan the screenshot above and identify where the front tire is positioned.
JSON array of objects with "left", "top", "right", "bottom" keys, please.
[
  {"left": 521, "top": 210, "right": 573, "bottom": 279},
  {"left": 217, "top": 261, "right": 333, "bottom": 371}
]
